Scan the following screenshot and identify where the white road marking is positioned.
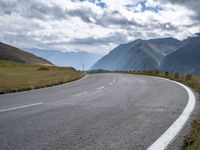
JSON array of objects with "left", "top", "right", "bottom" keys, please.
[
  {"left": 109, "top": 82, "right": 113, "bottom": 85},
  {"left": 74, "top": 92, "right": 88, "bottom": 96},
  {"left": 97, "top": 86, "right": 105, "bottom": 90},
  {"left": 0, "top": 103, "right": 43, "bottom": 113},
  {"left": 147, "top": 79, "right": 196, "bottom": 150},
  {"left": 108, "top": 78, "right": 116, "bottom": 86}
]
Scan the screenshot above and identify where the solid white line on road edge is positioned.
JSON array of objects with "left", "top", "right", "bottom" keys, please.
[
  {"left": 147, "top": 79, "right": 196, "bottom": 150},
  {"left": 97, "top": 86, "right": 105, "bottom": 90},
  {"left": 0, "top": 103, "right": 43, "bottom": 113},
  {"left": 74, "top": 92, "right": 88, "bottom": 96}
]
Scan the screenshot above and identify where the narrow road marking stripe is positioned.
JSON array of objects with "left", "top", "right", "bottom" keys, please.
[
  {"left": 109, "top": 82, "right": 113, "bottom": 85},
  {"left": 0, "top": 103, "right": 43, "bottom": 113},
  {"left": 147, "top": 79, "right": 196, "bottom": 150},
  {"left": 74, "top": 92, "right": 88, "bottom": 96},
  {"left": 97, "top": 86, "right": 105, "bottom": 90}
]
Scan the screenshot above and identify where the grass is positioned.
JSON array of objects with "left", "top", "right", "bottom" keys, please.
[
  {"left": 185, "top": 118, "right": 200, "bottom": 150},
  {"left": 118, "top": 70, "right": 200, "bottom": 150},
  {"left": 0, "top": 60, "right": 85, "bottom": 94}
]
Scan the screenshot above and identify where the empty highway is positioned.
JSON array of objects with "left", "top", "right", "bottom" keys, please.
[{"left": 0, "top": 73, "right": 196, "bottom": 150}]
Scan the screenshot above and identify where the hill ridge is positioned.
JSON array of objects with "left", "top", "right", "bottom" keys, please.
[{"left": 0, "top": 42, "right": 53, "bottom": 66}]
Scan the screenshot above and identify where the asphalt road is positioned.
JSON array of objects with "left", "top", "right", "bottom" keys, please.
[{"left": 0, "top": 73, "right": 196, "bottom": 150}]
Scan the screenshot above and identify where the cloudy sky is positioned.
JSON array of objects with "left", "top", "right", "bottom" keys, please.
[{"left": 0, "top": 0, "right": 200, "bottom": 54}]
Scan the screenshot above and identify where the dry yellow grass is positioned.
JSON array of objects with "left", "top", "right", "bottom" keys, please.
[
  {"left": 185, "top": 118, "right": 200, "bottom": 150},
  {"left": 0, "top": 60, "right": 85, "bottom": 94}
]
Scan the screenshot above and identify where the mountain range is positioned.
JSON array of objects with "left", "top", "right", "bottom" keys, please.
[
  {"left": 161, "top": 36, "right": 200, "bottom": 75},
  {"left": 91, "top": 37, "right": 181, "bottom": 71},
  {"left": 25, "top": 49, "right": 103, "bottom": 70},
  {"left": 1, "top": 33, "right": 200, "bottom": 75},
  {"left": 91, "top": 34, "right": 200, "bottom": 75},
  {"left": 0, "top": 42, "right": 52, "bottom": 66}
]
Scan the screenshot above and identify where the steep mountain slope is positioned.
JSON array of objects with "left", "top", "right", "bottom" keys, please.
[
  {"left": 161, "top": 37, "right": 200, "bottom": 75},
  {"left": 0, "top": 42, "right": 53, "bottom": 66},
  {"left": 91, "top": 38, "right": 181, "bottom": 71},
  {"left": 26, "top": 49, "right": 103, "bottom": 70},
  {"left": 182, "top": 33, "right": 200, "bottom": 46},
  {"left": 146, "top": 37, "right": 182, "bottom": 55}
]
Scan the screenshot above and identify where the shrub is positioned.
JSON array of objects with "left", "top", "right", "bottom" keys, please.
[
  {"left": 37, "top": 67, "right": 50, "bottom": 71},
  {"left": 174, "top": 72, "right": 179, "bottom": 79},
  {"left": 185, "top": 74, "right": 192, "bottom": 81},
  {"left": 150, "top": 71, "right": 153, "bottom": 74}
]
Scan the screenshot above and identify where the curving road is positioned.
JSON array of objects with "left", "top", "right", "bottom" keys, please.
[{"left": 0, "top": 73, "right": 196, "bottom": 150}]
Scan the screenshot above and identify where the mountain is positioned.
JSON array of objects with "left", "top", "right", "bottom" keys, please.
[
  {"left": 91, "top": 38, "right": 181, "bottom": 71},
  {"left": 161, "top": 36, "right": 200, "bottom": 75},
  {"left": 0, "top": 42, "right": 53, "bottom": 66},
  {"left": 25, "top": 49, "right": 103, "bottom": 70}
]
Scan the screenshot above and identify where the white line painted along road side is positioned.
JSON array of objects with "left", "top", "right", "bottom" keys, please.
[
  {"left": 96, "top": 86, "right": 105, "bottom": 90},
  {"left": 0, "top": 103, "right": 43, "bottom": 113},
  {"left": 74, "top": 92, "right": 88, "bottom": 96},
  {"left": 147, "top": 78, "right": 196, "bottom": 150},
  {"left": 108, "top": 82, "right": 113, "bottom": 85},
  {"left": 108, "top": 78, "right": 116, "bottom": 86}
]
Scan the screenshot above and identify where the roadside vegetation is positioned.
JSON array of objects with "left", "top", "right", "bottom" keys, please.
[
  {"left": 0, "top": 60, "right": 85, "bottom": 94},
  {"left": 118, "top": 70, "right": 200, "bottom": 150}
]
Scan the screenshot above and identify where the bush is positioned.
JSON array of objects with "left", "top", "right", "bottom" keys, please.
[
  {"left": 174, "top": 72, "right": 179, "bottom": 79},
  {"left": 156, "top": 71, "right": 159, "bottom": 74},
  {"left": 185, "top": 74, "right": 192, "bottom": 81},
  {"left": 37, "top": 67, "right": 50, "bottom": 71}
]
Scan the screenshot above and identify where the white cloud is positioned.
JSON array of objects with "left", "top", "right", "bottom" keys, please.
[{"left": 0, "top": 0, "right": 199, "bottom": 54}]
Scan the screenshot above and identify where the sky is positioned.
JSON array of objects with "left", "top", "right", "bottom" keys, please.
[{"left": 0, "top": 0, "right": 200, "bottom": 54}]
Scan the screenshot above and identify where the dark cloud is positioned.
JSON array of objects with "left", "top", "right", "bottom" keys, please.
[
  {"left": 68, "top": 32, "right": 128, "bottom": 45},
  {"left": 0, "top": 0, "right": 67, "bottom": 20},
  {"left": 96, "top": 10, "right": 140, "bottom": 28},
  {"left": 28, "top": 2, "right": 67, "bottom": 20},
  {"left": 196, "top": 33, "right": 200, "bottom": 37},
  {"left": 62, "top": 5, "right": 180, "bottom": 32},
  {"left": 66, "top": 8, "right": 96, "bottom": 23},
  {"left": 1, "top": 0, "right": 199, "bottom": 53},
  {"left": 66, "top": 8, "right": 141, "bottom": 29},
  {"left": 0, "top": 0, "right": 182, "bottom": 31},
  {"left": 0, "top": 0, "right": 138, "bottom": 28},
  {"left": 0, "top": 1, "right": 16, "bottom": 15},
  {"left": 159, "top": 0, "right": 200, "bottom": 20},
  {"left": 147, "top": 20, "right": 178, "bottom": 31}
]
